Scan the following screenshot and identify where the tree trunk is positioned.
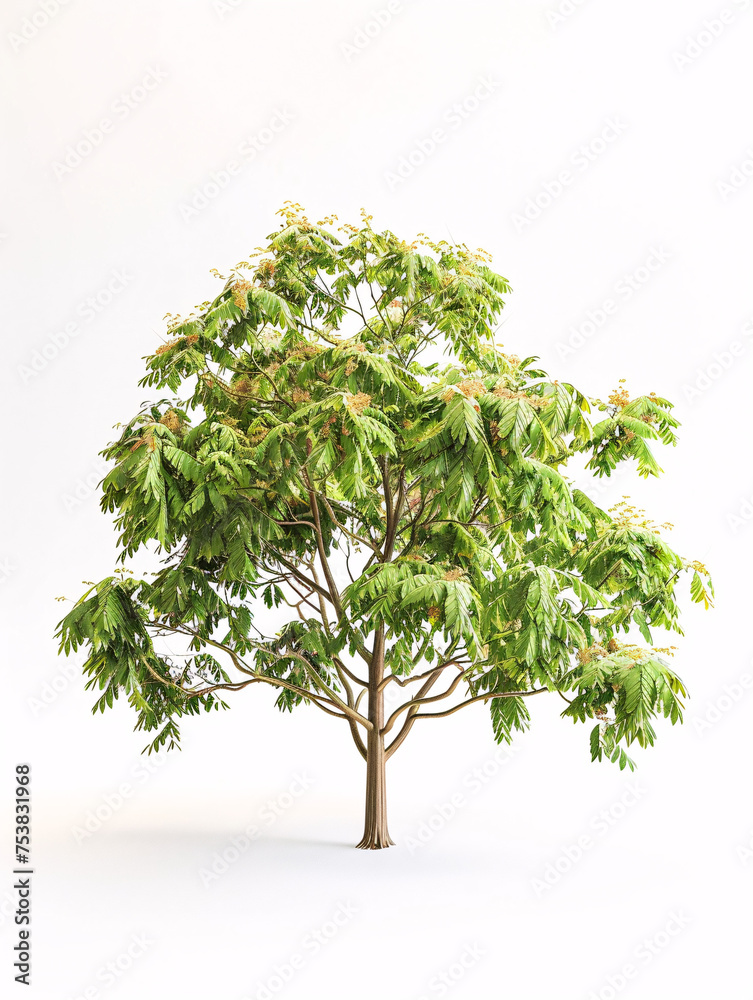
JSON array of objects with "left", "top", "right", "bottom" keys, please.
[
  {"left": 356, "top": 726, "right": 394, "bottom": 849},
  {"left": 356, "top": 628, "right": 394, "bottom": 849}
]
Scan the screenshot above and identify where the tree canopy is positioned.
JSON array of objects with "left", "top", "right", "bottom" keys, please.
[{"left": 56, "top": 204, "right": 712, "bottom": 845}]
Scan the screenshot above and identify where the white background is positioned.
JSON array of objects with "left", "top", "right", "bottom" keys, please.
[{"left": 1, "top": 1, "right": 752, "bottom": 997}]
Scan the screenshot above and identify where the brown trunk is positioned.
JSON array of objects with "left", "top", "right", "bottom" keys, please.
[
  {"left": 356, "top": 726, "right": 394, "bottom": 849},
  {"left": 356, "top": 629, "right": 394, "bottom": 849}
]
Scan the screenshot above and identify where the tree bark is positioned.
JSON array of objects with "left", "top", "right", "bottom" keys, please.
[
  {"left": 356, "top": 725, "right": 394, "bottom": 849},
  {"left": 356, "top": 628, "right": 394, "bottom": 849}
]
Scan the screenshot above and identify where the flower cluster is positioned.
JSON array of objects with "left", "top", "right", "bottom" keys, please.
[
  {"left": 609, "top": 499, "right": 674, "bottom": 533},
  {"left": 577, "top": 644, "right": 603, "bottom": 664},
  {"left": 258, "top": 330, "right": 283, "bottom": 353},
  {"left": 577, "top": 639, "right": 662, "bottom": 667},
  {"left": 232, "top": 376, "right": 256, "bottom": 397},
  {"left": 255, "top": 259, "right": 275, "bottom": 282},
  {"left": 232, "top": 279, "right": 253, "bottom": 309},
  {"left": 345, "top": 392, "right": 371, "bottom": 415},
  {"left": 287, "top": 342, "right": 321, "bottom": 358},
  {"left": 159, "top": 410, "right": 182, "bottom": 433},
  {"left": 154, "top": 333, "right": 199, "bottom": 356},
  {"left": 442, "top": 568, "right": 465, "bottom": 582},
  {"left": 457, "top": 379, "right": 487, "bottom": 399},
  {"left": 607, "top": 379, "right": 631, "bottom": 408},
  {"left": 492, "top": 384, "right": 550, "bottom": 410},
  {"left": 577, "top": 639, "right": 621, "bottom": 663},
  {"left": 320, "top": 415, "right": 338, "bottom": 439},
  {"left": 385, "top": 299, "right": 404, "bottom": 324}
]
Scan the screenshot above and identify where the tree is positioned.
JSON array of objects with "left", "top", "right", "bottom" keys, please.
[{"left": 56, "top": 204, "right": 713, "bottom": 849}]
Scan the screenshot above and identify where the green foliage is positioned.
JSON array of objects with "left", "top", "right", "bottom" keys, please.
[{"left": 56, "top": 205, "right": 711, "bottom": 768}]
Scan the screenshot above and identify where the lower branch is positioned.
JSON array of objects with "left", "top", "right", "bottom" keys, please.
[
  {"left": 385, "top": 686, "right": 550, "bottom": 758},
  {"left": 411, "top": 688, "right": 548, "bottom": 721},
  {"left": 146, "top": 622, "right": 372, "bottom": 730}
]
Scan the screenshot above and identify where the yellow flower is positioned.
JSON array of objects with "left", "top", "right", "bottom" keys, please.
[
  {"left": 154, "top": 338, "right": 179, "bottom": 355},
  {"left": 457, "top": 379, "right": 486, "bottom": 399},
  {"left": 345, "top": 392, "right": 371, "bottom": 415},
  {"left": 159, "top": 410, "right": 181, "bottom": 433},
  {"left": 232, "top": 279, "right": 253, "bottom": 309},
  {"left": 442, "top": 569, "right": 464, "bottom": 582}
]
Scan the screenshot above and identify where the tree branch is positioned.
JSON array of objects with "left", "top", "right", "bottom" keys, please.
[
  {"left": 382, "top": 662, "right": 473, "bottom": 735},
  {"left": 411, "top": 687, "right": 548, "bottom": 721},
  {"left": 302, "top": 461, "right": 344, "bottom": 620},
  {"left": 318, "top": 492, "right": 382, "bottom": 556},
  {"left": 148, "top": 622, "right": 372, "bottom": 729},
  {"left": 384, "top": 667, "right": 446, "bottom": 760},
  {"left": 378, "top": 655, "right": 469, "bottom": 693}
]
